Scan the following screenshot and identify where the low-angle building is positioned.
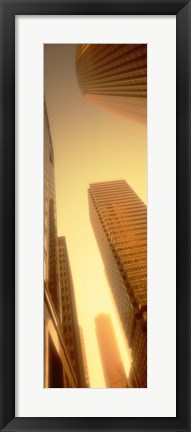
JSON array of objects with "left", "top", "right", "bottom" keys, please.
[
  {"left": 44, "top": 104, "right": 86, "bottom": 388},
  {"left": 88, "top": 180, "right": 147, "bottom": 387},
  {"left": 58, "top": 236, "right": 87, "bottom": 388},
  {"left": 44, "top": 103, "right": 77, "bottom": 387},
  {"left": 76, "top": 44, "right": 147, "bottom": 124}
]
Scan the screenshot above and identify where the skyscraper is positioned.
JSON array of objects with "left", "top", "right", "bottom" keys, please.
[
  {"left": 58, "top": 236, "right": 87, "bottom": 387},
  {"left": 44, "top": 104, "right": 79, "bottom": 388},
  {"left": 88, "top": 180, "right": 147, "bottom": 388},
  {"left": 44, "top": 102, "right": 61, "bottom": 321},
  {"left": 95, "top": 314, "right": 127, "bottom": 388},
  {"left": 76, "top": 44, "right": 147, "bottom": 124}
]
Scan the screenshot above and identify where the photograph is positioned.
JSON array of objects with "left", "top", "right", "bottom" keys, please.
[{"left": 44, "top": 44, "right": 147, "bottom": 389}]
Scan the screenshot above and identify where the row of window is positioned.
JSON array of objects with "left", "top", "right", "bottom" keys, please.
[
  {"left": 120, "top": 256, "right": 146, "bottom": 265},
  {"left": 124, "top": 264, "right": 146, "bottom": 273},
  {"left": 64, "top": 337, "right": 74, "bottom": 346},
  {"left": 136, "top": 292, "right": 147, "bottom": 300},
  {"left": 129, "top": 273, "right": 147, "bottom": 282},
  {"left": 62, "top": 315, "right": 72, "bottom": 322},
  {"left": 62, "top": 295, "right": 69, "bottom": 302},
  {"left": 62, "top": 305, "right": 71, "bottom": 312},
  {"left": 61, "top": 287, "right": 69, "bottom": 297},
  {"left": 63, "top": 325, "right": 72, "bottom": 333}
]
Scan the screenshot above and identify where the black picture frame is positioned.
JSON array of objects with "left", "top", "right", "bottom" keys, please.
[{"left": 0, "top": 0, "right": 190, "bottom": 431}]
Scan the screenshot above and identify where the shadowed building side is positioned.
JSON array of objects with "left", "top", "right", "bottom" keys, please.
[
  {"left": 44, "top": 288, "right": 78, "bottom": 388},
  {"left": 58, "top": 236, "right": 87, "bottom": 388},
  {"left": 76, "top": 44, "right": 147, "bottom": 124},
  {"left": 88, "top": 180, "right": 147, "bottom": 388}
]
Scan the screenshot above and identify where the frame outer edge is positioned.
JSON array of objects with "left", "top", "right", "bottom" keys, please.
[
  {"left": 0, "top": 0, "right": 3, "bottom": 426},
  {"left": 176, "top": 1, "right": 191, "bottom": 431},
  {"left": 0, "top": 1, "right": 15, "bottom": 431},
  {"left": 0, "top": 0, "right": 191, "bottom": 431},
  {"left": 188, "top": 2, "right": 191, "bottom": 430}
]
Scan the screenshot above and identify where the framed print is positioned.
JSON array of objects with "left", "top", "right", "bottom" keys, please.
[{"left": 0, "top": 1, "right": 191, "bottom": 431}]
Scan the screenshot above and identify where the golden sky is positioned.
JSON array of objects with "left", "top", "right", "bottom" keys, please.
[{"left": 44, "top": 44, "right": 147, "bottom": 388}]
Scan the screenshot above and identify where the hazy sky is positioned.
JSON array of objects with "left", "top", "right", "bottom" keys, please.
[{"left": 44, "top": 44, "right": 147, "bottom": 388}]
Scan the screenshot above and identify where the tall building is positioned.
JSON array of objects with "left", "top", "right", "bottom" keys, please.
[
  {"left": 44, "top": 102, "right": 61, "bottom": 321},
  {"left": 88, "top": 180, "right": 147, "bottom": 387},
  {"left": 44, "top": 103, "right": 78, "bottom": 388},
  {"left": 95, "top": 314, "right": 127, "bottom": 388},
  {"left": 76, "top": 44, "right": 147, "bottom": 124},
  {"left": 58, "top": 236, "right": 87, "bottom": 387}
]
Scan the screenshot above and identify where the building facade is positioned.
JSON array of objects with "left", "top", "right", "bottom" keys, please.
[
  {"left": 44, "top": 102, "right": 62, "bottom": 321},
  {"left": 44, "top": 104, "right": 88, "bottom": 387},
  {"left": 95, "top": 314, "right": 127, "bottom": 388},
  {"left": 58, "top": 236, "right": 87, "bottom": 387},
  {"left": 76, "top": 44, "right": 147, "bottom": 124},
  {"left": 44, "top": 288, "right": 78, "bottom": 388},
  {"left": 44, "top": 103, "right": 77, "bottom": 387},
  {"left": 88, "top": 180, "right": 147, "bottom": 387}
]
